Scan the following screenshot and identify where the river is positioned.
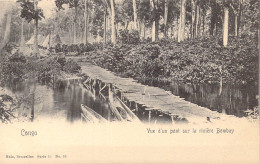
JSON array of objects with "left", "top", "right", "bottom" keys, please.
[
  {"left": 139, "top": 79, "right": 258, "bottom": 117},
  {"left": 1, "top": 78, "right": 257, "bottom": 123}
]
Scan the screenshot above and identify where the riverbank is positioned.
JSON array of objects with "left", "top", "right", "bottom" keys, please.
[{"left": 0, "top": 51, "right": 82, "bottom": 123}]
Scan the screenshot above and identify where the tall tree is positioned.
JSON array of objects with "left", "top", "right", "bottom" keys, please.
[
  {"left": 150, "top": 0, "right": 159, "bottom": 41},
  {"left": 191, "top": 0, "right": 196, "bottom": 38},
  {"left": 33, "top": 0, "right": 39, "bottom": 53},
  {"left": 17, "top": 0, "right": 44, "bottom": 55},
  {"left": 0, "top": 2, "right": 13, "bottom": 51},
  {"left": 178, "top": 0, "right": 186, "bottom": 42},
  {"left": 55, "top": 0, "right": 79, "bottom": 44},
  {"left": 0, "top": 12, "right": 12, "bottom": 51},
  {"left": 164, "top": 0, "right": 169, "bottom": 37},
  {"left": 195, "top": 1, "right": 200, "bottom": 37},
  {"left": 110, "top": 0, "right": 116, "bottom": 44},
  {"left": 223, "top": 1, "right": 229, "bottom": 47},
  {"left": 20, "top": 18, "right": 25, "bottom": 49},
  {"left": 138, "top": 0, "right": 151, "bottom": 39},
  {"left": 83, "top": 0, "right": 88, "bottom": 44},
  {"left": 104, "top": 6, "right": 107, "bottom": 43},
  {"left": 101, "top": 0, "right": 117, "bottom": 43},
  {"left": 209, "top": 0, "right": 223, "bottom": 36},
  {"left": 133, "top": 0, "right": 137, "bottom": 30},
  {"left": 230, "top": 0, "right": 241, "bottom": 36}
]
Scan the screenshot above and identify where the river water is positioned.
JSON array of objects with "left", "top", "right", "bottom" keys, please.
[
  {"left": 1, "top": 78, "right": 257, "bottom": 123},
  {"left": 139, "top": 79, "right": 258, "bottom": 117}
]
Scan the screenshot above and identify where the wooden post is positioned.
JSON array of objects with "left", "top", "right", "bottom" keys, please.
[
  {"left": 148, "top": 110, "right": 151, "bottom": 123},
  {"left": 108, "top": 83, "right": 111, "bottom": 99},
  {"left": 98, "top": 80, "right": 101, "bottom": 92},
  {"left": 93, "top": 79, "right": 96, "bottom": 88},
  {"left": 171, "top": 115, "right": 174, "bottom": 124}
]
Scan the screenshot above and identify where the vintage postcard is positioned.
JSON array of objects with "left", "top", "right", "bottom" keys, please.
[{"left": 0, "top": 0, "right": 259, "bottom": 163}]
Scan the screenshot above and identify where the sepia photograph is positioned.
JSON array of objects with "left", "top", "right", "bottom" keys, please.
[{"left": 0, "top": 0, "right": 259, "bottom": 163}]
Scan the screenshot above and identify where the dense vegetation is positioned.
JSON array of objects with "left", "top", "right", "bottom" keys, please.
[
  {"left": 0, "top": 51, "right": 81, "bottom": 86},
  {"left": 81, "top": 34, "right": 258, "bottom": 85}
]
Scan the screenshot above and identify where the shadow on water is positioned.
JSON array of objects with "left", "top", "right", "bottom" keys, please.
[
  {"left": 52, "top": 79, "right": 113, "bottom": 122},
  {"left": 2, "top": 79, "right": 175, "bottom": 123},
  {"left": 3, "top": 77, "right": 256, "bottom": 123},
  {"left": 138, "top": 79, "right": 258, "bottom": 117}
]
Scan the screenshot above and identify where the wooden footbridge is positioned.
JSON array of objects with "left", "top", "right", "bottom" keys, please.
[{"left": 80, "top": 63, "right": 233, "bottom": 124}]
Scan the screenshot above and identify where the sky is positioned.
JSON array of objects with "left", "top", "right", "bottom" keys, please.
[{"left": 38, "top": 0, "right": 56, "bottom": 19}]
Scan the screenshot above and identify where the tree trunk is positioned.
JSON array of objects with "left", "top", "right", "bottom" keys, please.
[
  {"left": 34, "top": 0, "right": 39, "bottom": 55},
  {"left": 197, "top": 7, "right": 201, "bottom": 36},
  {"left": 210, "top": 0, "right": 216, "bottom": 36},
  {"left": 202, "top": 13, "right": 205, "bottom": 35},
  {"left": 164, "top": 0, "right": 169, "bottom": 37},
  {"left": 257, "top": 0, "right": 260, "bottom": 49},
  {"left": 133, "top": 0, "right": 137, "bottom": 30},
  {"left": 150, "top": 0, "right": 155, "bottom": 41},
  {"left": 171, "top": 22, "right": 173, "bottom": 39},
  {"left": 138, "top": 20, "right": 142, "bottom": 35},
  {"left": 223, "top": 6, "right": 229, "bottom": 47},
  {"left": 70, "top": 25, "right": 73, "bottom": 45},
  {"left": 152, "top": 21, "right": 156, "bottom": 41},
  {"left": 178, "top": 0, "right": 186, "bottom": 42},
  {"left": 257, "top": 25, "right": 260, "bottom": 49},
  {"left": 104, "top": 7, "right": 107, "bottom": 43},
  {"left": 177, "top": 17, "right": 179, "bottom": 40},
  {"left": 74, "top": 6, "right": 78, "bottom": 44},
  {"left": 140, "top": 21, "right": 143, "bottom": 38},
  {"left": 234, "top": 15, "right": 238, "bottom": 36},
  {"left": 143, "top": 22, "right": 146, "bottom": 39},
  {"left": 195, "top": 5, "right": 199, "bottom": 37},
  {"left": 28, "top": 23, "right": 30, "bottom": 40},
  {"left": 150, "top": 0, "right": 159, "bottom": 41},
  {"left": 0, "top": 12, "right": 11, "bottom": 51},
  {"left": 84, "top": 0, "right": 88, "bottom": 44},
  {"left": 20, "top": 19, "right": 25, "bottom": 47},
  {"left": 31, "top": 81, "right": 37, "bottom": 122},
  {"left": 110, "top": 0, "right": 116, "bottom": 44},
  {"left": 20, "top": 19, "right": 25, "bottom": 52},
  {"left": 191, "top": 0, "right": 196, "bottom": 38},
  {"left": 238, "top": 0, "right": 243, "bottom": 36}
]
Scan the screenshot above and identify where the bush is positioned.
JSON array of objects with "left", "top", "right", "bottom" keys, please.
[
  {"left": 0, "top": 94, "right": 15, "bottom": 123},
  {"left": 0, "top": 52, "right": 27, "bottom": 85},
  {"left": 55, "top": 44, "right": 62, "bottom": 53},
  {"left": 119, "top": 29, "right": 140, "bottom": 45},
  {"left": 63, "top": 59, "right": 81, "bottom": 74}
]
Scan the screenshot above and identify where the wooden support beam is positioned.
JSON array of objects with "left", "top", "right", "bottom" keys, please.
[
  {"left": 93, "top": 79, "right": 96, "bottom": 88},
  {"left": 171, "top": 115, "right": 174, "bottom": 125},
  {"left": 148, "top": 110, "right": 151, "bottom": 123},
  {"left": 99, "top": 83, "right": 107, "bottom": 94},
  {"left": 99, "top": 92, "right": 106, "bottom": 100}
]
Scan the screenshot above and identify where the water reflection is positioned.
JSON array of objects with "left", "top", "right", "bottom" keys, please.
[
  {"left": 52, "top": 79, "right": 112, "bottom": 122},
  {"left": 139, "top": 79, "right": 258, "bottom": 117},
  {"left": 2, "top": 79, "right": 174, "bottom": 123},
  {"left": 2, "top": 77, "right": 255, "bottom": 123}
]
